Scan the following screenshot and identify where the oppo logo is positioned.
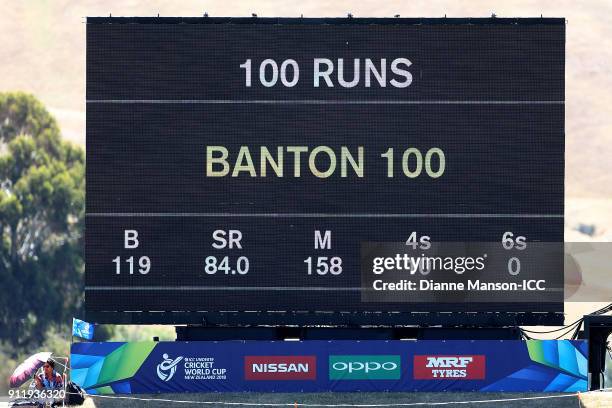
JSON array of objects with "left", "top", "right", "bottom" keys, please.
[
  {"left": 329, "top": 355, "right": 401, "bottom": 380},
  {"left": 331, "top": 361, "right": 398, "bottom": 373}
]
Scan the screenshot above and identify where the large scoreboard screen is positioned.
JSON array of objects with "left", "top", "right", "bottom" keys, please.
[{"left": 86, "top": 17, "right": 565, "bottom": 326}]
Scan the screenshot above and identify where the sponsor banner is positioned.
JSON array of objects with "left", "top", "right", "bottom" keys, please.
[
  {"left": 329, "top": 355, "right": 401, "bottom": 380},
  {"left": 70, "top": 340, "right": 587, "bottom": 394},
  {"left": 413, "top": 355, "right": 485, "bottom": 380},
  {"left": 245, "top": 356, "right": 316, "bottom": 380}
]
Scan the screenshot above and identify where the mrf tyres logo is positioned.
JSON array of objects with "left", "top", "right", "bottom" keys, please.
[
  {"left": 413, "top": 355, "right": 486, "bottom": 380},
  {"left": 329, "top": 355, "right": 401, "bottom": 380},
  {"left": 245, "top": 356, "right": 317, "bottom": 380},
  {"left": 156, "top": 353, "right": 184, "bottom": 381}
]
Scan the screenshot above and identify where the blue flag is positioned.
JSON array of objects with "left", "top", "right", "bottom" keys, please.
[{"left": 72, "top": 318, "right": 94, "bottom": 340}]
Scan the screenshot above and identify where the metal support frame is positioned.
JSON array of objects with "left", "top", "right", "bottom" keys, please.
[
  {"left": 584, "top": 314, "right": 612, "bottom": 391},
  {"left": 175, "top": 326, "right": 522, "bottom": 341}
]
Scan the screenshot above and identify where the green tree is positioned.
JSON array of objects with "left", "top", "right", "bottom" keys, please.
[{"left": 0, "top": 92, "right": 84, "bottom": 349}]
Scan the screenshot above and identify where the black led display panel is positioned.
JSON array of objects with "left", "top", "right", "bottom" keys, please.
[{"left": 86, "top": 17, "right": 565, "bottom": 326}]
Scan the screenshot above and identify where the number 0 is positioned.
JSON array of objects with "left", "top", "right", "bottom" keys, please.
[
  {"left": 259, "top": 59, "right": 278, "bottom": 87},
  {"left": 280, "top": 60, "right": 299, "bottom": 87},
  {"left": 508, "top": 257, "right": 520, "bottom": 275}
]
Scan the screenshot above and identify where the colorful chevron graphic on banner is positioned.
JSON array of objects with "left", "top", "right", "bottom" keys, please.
[
  {"left": 71, "top": 342, "right": 157, "bottom": 394},
  {"left": 481, "top": 340, "right": 588, "bottom": 392}
]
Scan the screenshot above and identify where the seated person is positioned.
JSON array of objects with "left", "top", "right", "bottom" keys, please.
[{"left": 35, "top": 359, "right": 64, "bottom": 390}]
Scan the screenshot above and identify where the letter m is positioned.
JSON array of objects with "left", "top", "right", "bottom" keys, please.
[
  {"left": 425, "top": 357, "right": 448, "bottom": 368},
  {"left": 315, "top": 230, "right": 331, "bottom": 249}
]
